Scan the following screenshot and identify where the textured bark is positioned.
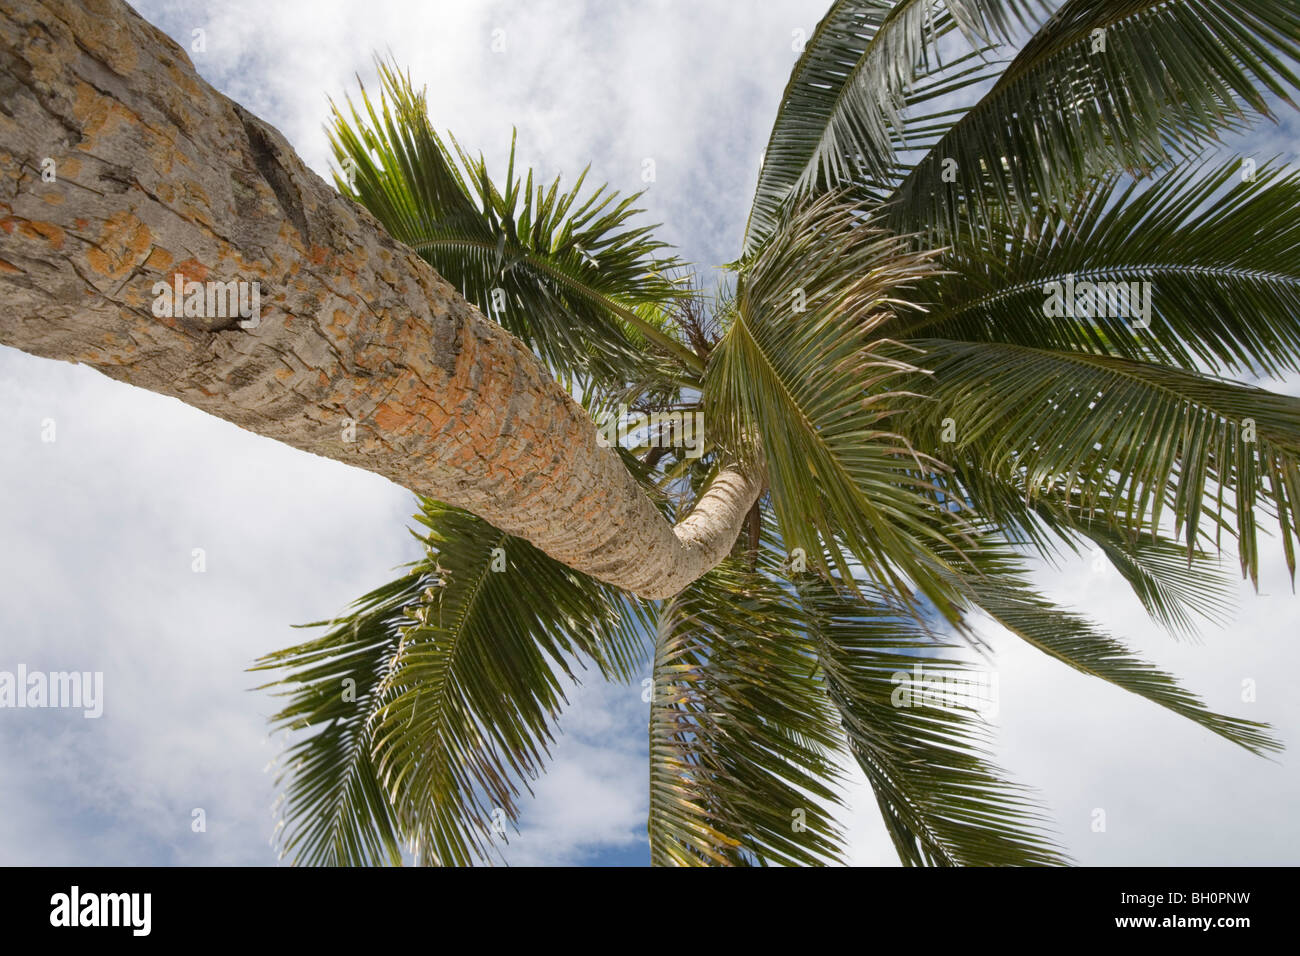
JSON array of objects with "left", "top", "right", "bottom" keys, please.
[{"left": 0, "top": 0, "right": 760, "bottom": 599}]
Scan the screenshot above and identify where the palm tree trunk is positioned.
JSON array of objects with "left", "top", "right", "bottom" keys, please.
[{"left": 0, "top": 0, "right": 759, "bottom": 599}]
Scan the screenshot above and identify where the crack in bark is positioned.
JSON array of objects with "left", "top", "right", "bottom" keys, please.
[{"left": 235, "top": 104, "right": 311, "bottom": 245}]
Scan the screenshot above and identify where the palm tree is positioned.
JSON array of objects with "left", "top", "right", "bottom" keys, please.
[
  {"left": 3, "top": 0, "right": 1295, "bottom": 866},
  {"left": 251, "top": 0, "right": 1300, "bottom": 867}
]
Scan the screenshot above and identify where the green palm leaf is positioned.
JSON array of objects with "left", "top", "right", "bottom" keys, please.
[
  {"left": 649, "top": 554, "right": 847, "bottom": 866},
  {"left": 745, "top": 0, "right": 1049, "bottom": 252},
  {"left": 941, "top": 468, "right": 1238, "bottom": 636},
  {"left": 898, "top": 338, "right": 1300, "bottom": 583},
  {"left": 798, "top": 573, "right": 1068, "bottom": 866},
  {"left": 255, "top": 498, "right": 650, "bottom": 866},
  {"left": 711, "top": 195, "right": 972, "bottom": 616},
  {"left": 329, "top": 60, "right": 701, "bottom": 382},
  {"left": 886, "top": 0, "right": 1300, "bottom": 238},
  {"left": 1079, "top": 522, "right": 1237, "bottom": 636},
  {"left": 253, "top": 574, "right": 417, "bottom": 867},
  {"left": 905, "top": 158, "right": 1300, "bottom": 378},
  {"left": 944, "top": 542, "right": 1280, "bottom": 755}
]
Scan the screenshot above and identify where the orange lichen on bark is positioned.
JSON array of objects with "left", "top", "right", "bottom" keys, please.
[
  {"left": 55, "top": 0, "right": 141, "bottom": 75},
  {"left": 85, "top": 212, "right": 150, "bottom": 278},
  {"left": 170, "top": 257, "right": 209, "bottom": 282},
  {"left": 18, "top": 220, "right": 65, "bottom": 249},
  {"left": 374, "top": 403, "right": 417, "bottom": 433},
  {"left": 72, "top": 83, "right": 144, "bottom": 149}
]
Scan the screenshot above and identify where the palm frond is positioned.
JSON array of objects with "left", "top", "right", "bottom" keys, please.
[
  {"left": 1081, "top": 521, "right": 1237, "bottom": 636},
  {"left": 798, "top": 573, "right": 1068, "bottom": 866},
  {"left": 905, "top": 158, "right": 1300, "bottom": 378},
  {"left": 746, "top": 0, "right": 1051, "bottom": 252},
  {"left": 253, "top": 574, "right": 417, "bottom": 867},
  {"left": 649, "top": 555, "right": 847, "bottom": 866},
  {"left": 255, "top": 498, "right": 651, "bottom": 866},
  {"left": 945, "top": 542, "right": 1281, "bottom": 755},
  {"left": 885, "top": 0, "right": 1300, "bottom": 238},
  {"left": 898, "top": 338, "right": 1300, "bottom": 584},
  {"left": 942, "top": 468, "right": 1238, "bottom": 636},
  {"left": 329, "top": 60, "right": 701, "bottom": 382},
  {"left": 711, "top": 195, "right": 973, "bottom": 617}
]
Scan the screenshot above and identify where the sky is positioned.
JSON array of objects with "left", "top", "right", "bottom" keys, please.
[{"left": 1, "top": 0, "right": 1298, "bottom": 866}]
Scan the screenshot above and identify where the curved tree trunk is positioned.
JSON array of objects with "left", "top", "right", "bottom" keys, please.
[{"left": 0, "top": 0, "right": 759, "bottom": 599}]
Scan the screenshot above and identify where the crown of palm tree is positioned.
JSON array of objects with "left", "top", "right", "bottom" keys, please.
[{"left": 255, "top": 0, "right": 1300, "bottom": 866}]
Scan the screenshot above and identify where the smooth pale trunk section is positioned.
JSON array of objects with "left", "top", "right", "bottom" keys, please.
[{"left": 0, "top": 0, "right": 759, "bottom": 599}]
